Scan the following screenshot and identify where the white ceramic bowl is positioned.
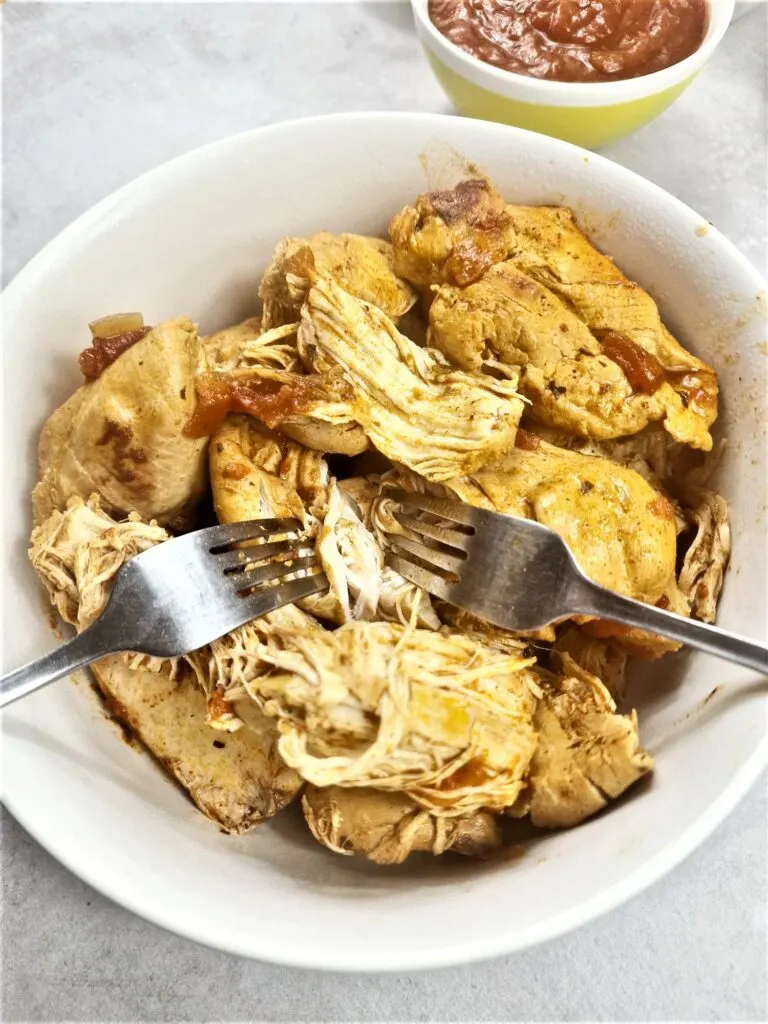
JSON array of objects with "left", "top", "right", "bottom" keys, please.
[{"left": 2, "top": 113, "right": 766, "bottom": 971}]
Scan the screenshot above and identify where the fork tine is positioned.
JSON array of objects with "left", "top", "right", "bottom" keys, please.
[
  {"left": 229, "top": 555, "right": 319, "bottom": 592},
  {"left": 384, "top": 488, "right": 477, "bottom": 528},
  {"left": 243, "top": 572, "right": 329, "bottom": 617},
  {"left": 384, "top": 552, "right": 457, "bottom": 602},
  {"left": 388, "top": 535, "right": 464, "bottom": 576},
  {"left": 393, "top": 511, "right": 473, "bottom": 553},
  {"left": 215, "top": 539, "right": 308, "bottom": 570},
  {"left": 202, "top": 519, "right": 303, "bottom": 550}
]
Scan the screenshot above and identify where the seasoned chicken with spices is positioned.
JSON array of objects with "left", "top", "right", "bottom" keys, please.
[
  {"left": 506, "top": 204, "right": 718, "bottom": 451},
  {"left": 259, "top": 232, "right": 416, "bottom": 329},
  {"left": 33, "top": 318, "right": 208, "bottom": 529},
  {"left": 390, "top": 179, "right": 517, "bottom": 288},
  {"left": 429, "top": 260, "right": 706, "bottom": 443}
]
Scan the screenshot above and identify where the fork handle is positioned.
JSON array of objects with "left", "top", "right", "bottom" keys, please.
[
  {"left": 577, "top": 583, "right": 768, "bottom": 676},
  {"left": 0, "top": 622, "right": 117, "bottom": 710}
]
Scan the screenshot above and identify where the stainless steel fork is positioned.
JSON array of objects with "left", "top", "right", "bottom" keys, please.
[
  {"left": 1, "top": 519, "right": 328, "bottom": 708},
  {"left": 382, "top": 489, "right": 768, "bottom": 676}
]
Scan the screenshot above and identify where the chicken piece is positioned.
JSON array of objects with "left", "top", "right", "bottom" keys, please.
[
  {"left": 28, "top": 496, "right": 302, "bottom": 831},
  {"left": 505, "top": 205, "right": 718, "bottom": 451},
  {"left": 209, "top": 414, "right": 329, "bottom": 527},
  {"left": 302, "top": 786, "right": 501, "bottom": 864},
  {"left": 295, "top": 277, "right": 525, "bottom": 482},
  {"left": 202, "top": 318, "right": 302, "bottom": 374},
  {"left": 236, "top": 620, "right": 539, "bottom": 816},
  {"left": 32, "top": 317, "right": 208, "bottom": 528},
  {"left": 307, "top": 481, "right": 383, "bottom": 624},
  {"left": 511, "top": 655, "right": 652, "bottom": 829},
  {"left": 338, "top": 476, "right": 440, "bottom": 630},
  {"left": 259, "top": 233, "right": 416, "bottom": 329},
  {"left": 281, "top": 418, "right": 369, "bottom": 457},
  {"left": 429, "top": 261, "right": 707, "bottom": 444},
  {"left": 445, "top": 437, "right": 679, "bottom": 606},
  {"left": 91, "top": 658, "right": 301, "bottom": 832},
  {"left": 390, "top": 179, "right": 517, "bottom": 288},
  {"left": 677, "top": 490, "right": 731, "bottom": 623},
  {"left": 209, "top": 416, "right": 385, "bottom": 627},
  {"left": 551, "top": 626, "right": 628, "bottom": 701}
]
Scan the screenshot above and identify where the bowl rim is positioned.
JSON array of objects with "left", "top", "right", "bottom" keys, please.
[
  {"left": 2, "top": 111, "right": 767, "bottom": 971},
  {"left": 411, "top": 0, "right": 735, "bottom": 106}
]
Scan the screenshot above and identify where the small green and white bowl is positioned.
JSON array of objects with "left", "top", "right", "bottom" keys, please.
[{"left": 412, "top": 0, "right": 735, "bottom": 149}]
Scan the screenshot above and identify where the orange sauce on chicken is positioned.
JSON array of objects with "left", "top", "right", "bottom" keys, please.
[{"left": 184, "top": 372, "right": 318, "bottom": 438}]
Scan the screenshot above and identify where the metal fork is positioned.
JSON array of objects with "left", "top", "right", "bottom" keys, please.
[
  {"left": 1, "top": 519, "right": 328, "bottom": 708},
  {"left": 383, "top": 489, "right": 768, "bottom": 676}
]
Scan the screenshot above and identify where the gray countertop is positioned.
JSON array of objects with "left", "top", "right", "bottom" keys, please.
[{"left": 2, "top": 4, "right": 766, "bottom": 1021}]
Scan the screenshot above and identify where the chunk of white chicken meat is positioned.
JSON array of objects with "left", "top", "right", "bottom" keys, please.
[
  {"left": 429, "top": 260, "right": 717, "bottom": 448},
  {"left": 294, "top": 276, "right": 525, "bottom": 482},
  {"left": 677, "top": 490, "right": 731, "bottom": 623},
  {"left": 32, "top": 317, "right": 208, "bottom": 528},
  {"left": 259, "top": 233, "right": 416, "bottom": 329},
  {"left": 505, "top": 204, "right": 718, "bottom": 452},
  {"left": 227, "top": 619, "right": 539, "bottom": 816},
  {"left": 28, "top": 495, "right": 302, "bottom": 831},
  {"left": 510, "top": 655, "right": 652, "bottom": 828},
  {"left": 302, "top": 785, "right": 502, "bottom": 864},
  {"left": 389, "top": 179, "right": 518, "bottom": 289}
]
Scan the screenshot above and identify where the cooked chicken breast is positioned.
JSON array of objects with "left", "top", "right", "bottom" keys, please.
[
  {"left": 445, "top": 437, "right": 680, "bottom": 606},
  {"left": 28, "top": 495, "right": 301, "bottom": 831},
  {"left": 429, "top": 260, "right": 709, "bottom": 445},
  {"left": 390, "top": 179, "right": 517, "bottom": 288},
  {"left": 33, "top": 317, "right": 208, "bottom": 528},
  {"left": 259, "top": 233, "right": 416, "bottom": 329},
  {"left": 209, "top": 414, "right": 329, "bottom": 527},
  {"left": 511, "top": 655, "right": 652, "bottom": 829},
  {"left": 551, "top": 626, "right": 628, "bottom": 701},
  {"left": 302, "top": 786, "right": 501, "bottom": 864},
  {"left": 91, "top": 658, "right": 301, "bottom": 833},
  {"left": 505, "top": 205, "right": 718, "bottom": 451}
]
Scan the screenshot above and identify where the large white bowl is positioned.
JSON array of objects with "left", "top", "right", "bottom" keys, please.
[{"left": 2, "top": 113, "right": 766, "bottom": 971}]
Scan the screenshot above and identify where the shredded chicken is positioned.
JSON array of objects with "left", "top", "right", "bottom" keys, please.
[
  {"left": 302, "top": 786, "right": 501, "bottom": 864},
  {"left": 552, "top": 626, "right": 628, "bottom": 701},
  {"left": 678, "top": 490, "right": 731, "bottom": 623},
  {"left": 296, "top": 276, "right": 525, "bottom": 482},
  {"left": 29, "top": 494, "right": 169, "bottom": 631},
  {"left": 203, "top": 318, "right": 302, "bottom": 374},
  {"left": 232, "top": 619, "right": 539, "bottom": 816}
]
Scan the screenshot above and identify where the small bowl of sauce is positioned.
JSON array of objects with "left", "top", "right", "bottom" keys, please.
[{"left": 411, "top": 0, "right": 734, "bottom": 148}]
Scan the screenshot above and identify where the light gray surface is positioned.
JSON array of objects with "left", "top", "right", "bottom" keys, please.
[{"left": 2, "top": 4, "right": 766, "bottom": 1021}]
